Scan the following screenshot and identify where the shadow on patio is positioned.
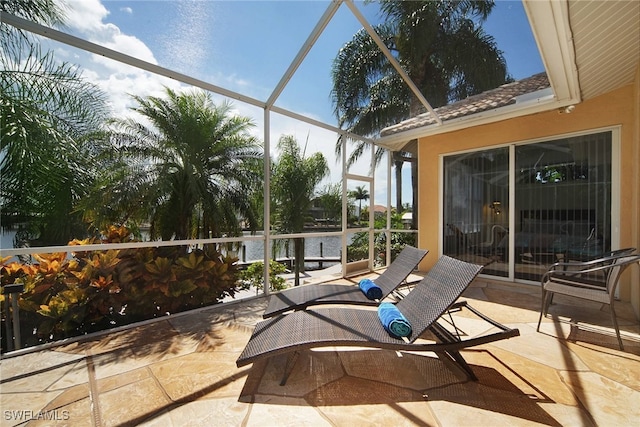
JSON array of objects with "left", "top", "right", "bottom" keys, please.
[{"left": 1, "top": 272, "right": 639, "bottom": 426}]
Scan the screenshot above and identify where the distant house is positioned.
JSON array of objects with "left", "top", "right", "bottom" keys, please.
[
  {"left": 372, "top": 205, "right": 387, "bottom": 214},
  {"left": 401, "top": 212, "right": 412, "bottom": 229}
]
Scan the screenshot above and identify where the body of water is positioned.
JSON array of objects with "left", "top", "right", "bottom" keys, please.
[
  {"left": 1, "top": 230, "right": 352, "bottom": 270},
  {"left": 1, "top": 231, "right": 17, "bottom": 250},
  {"left": 237, "top": 234, "right": 349, "bottom": 270}
]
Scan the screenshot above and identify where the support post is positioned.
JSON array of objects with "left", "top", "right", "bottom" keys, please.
[{"left": 3, "top": 283, "right": 25, "bottom": 351}]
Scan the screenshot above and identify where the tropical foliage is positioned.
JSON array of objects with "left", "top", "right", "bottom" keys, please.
[
  {"left": 0, "top": 226, "right": 240, "bottom": 349},
  {"left": 349, "top": 185, "right": 370, "bottom": 223},
  {"left": 1, "top": 0, "right": 65, "bottom": 48},
  {"left": 271, "top": 135, "right": 329, "bottom": 286},
  {"left": 84, "top": 88, "right": 263, "bottom": 241},
  {"left": 333, "top": 0, "right": 509, "bottom": 140},
  {"left": 347, "top": 210, "right": 416, "bottom": 265},
  {"left": 1, "top": 1, "right": 259, "bottom": 352},
  {"left": 331, "top": 0, "right": 511, "bottom": 215},
  {"left": 240, "top": 260, "right": 287, "bottom": 293},
  {"left": 1, "top": 0, "right": 110, "bottom": 245},
  {"left": 316, "top": 183, "right": 343, "bottom": 225}
]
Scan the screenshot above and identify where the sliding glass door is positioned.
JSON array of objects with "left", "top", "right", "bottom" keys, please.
[
  {"left": 513, "top": 131, "right": 612, "bottom": 281},
  {"left": 443, "top": 147, "right": 510, "bottom": 277},
  {"left": 443, "top": 130, "right": 613, "bottom": 282}
]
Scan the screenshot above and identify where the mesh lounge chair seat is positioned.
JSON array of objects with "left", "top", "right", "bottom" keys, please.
[
  {"left": 537, "top": 250, "right": 640, "bottom": 350},
  {"left": 237, "top": 256, "right": 520, "bottom": 384},
  {"left": 262, "top": 245, "right": 428, "bottom": 318}
]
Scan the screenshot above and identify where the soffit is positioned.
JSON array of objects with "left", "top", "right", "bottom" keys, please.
[{"left": 570, "top": 0, "right": 640, "bottom": 100}]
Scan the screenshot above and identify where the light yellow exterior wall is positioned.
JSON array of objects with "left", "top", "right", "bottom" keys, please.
[
  {"left": 631, "top": 66, "right": 640, "bottom": 318},
  {"left": 417, "top": 76, "right": 640, "bottom": 317}
]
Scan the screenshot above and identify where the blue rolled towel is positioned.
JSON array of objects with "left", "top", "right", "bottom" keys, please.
[
  {"left": 377, "top": 302, "right": 412, "bottom": 338},
  {"left": 358, "top": 278, "right": 383, "bottom": 300}
]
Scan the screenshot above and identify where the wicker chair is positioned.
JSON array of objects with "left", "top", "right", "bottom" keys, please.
[
  {"left": 262, "top": 245, "right": 428, "bottom": 318},
  {"left": 238, "top": 256, "right": 520, "bottom": 385},
  {"left": 537, "top": 250, "right": 640, "bottom": 350}
]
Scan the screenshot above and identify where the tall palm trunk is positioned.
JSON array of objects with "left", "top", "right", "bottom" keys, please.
[
  {"left": 411, "top": 157, "right": 418, "bottom": 230},
  {"left": 293, "top": 237, "right": 304, "bottom": 286},
  {"left": 394, "top": 156, "right": 403, "bottom": 211}
]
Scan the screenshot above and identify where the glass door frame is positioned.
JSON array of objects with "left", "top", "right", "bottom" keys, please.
[{"left": 439, "top": 126, "right": 621, "bottom": 284}]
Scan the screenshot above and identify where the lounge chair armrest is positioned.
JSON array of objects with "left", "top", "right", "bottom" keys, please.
[
  {"left": 545, "top": 257, "right": 628, "bottom": 278},
  {"left": 541, "top": 267, "right": 601, "bottom": 286},
  {"left": 547, "top": 252, "right": 636, "bottom": 272},
  {"left": 458, "top": 301, "right": 516, "bottom": 332},
  {"left": 542, "top": 254, "right": 640, "bottom": 286}
]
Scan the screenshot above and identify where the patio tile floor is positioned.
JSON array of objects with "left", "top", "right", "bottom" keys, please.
[{"left": 1, "top": 272, "right": 639, "bottom": 426}]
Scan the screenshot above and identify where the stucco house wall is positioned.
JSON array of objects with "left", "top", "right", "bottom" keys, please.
[{"left": 416, "top": 71, "right": 640, "bottom": 318}]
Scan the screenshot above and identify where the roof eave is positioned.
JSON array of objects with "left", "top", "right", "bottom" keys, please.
[
  {"left": 376, "top": 0, "right": 582, "bottom": 152},
  {"left": 376, "top": 90, "right": 573, "bottom": 151},
  {"left": 523, "top": 0, "right": 581, "bottom": 103}
]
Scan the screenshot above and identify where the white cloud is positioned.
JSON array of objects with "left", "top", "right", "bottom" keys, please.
[
  {"left": 49, "top": 0, "right": 178, "bottom": 119},
  {"left": 61, "top": 0, "right": 156, "bottom": 64},
  {"left": 47, "top": 1, "right": 408, "bottom": 206},
  {"left": 60, "top": 0, "right": 110, "bottom": 34},
  {"left": 98, "top": 29, "right": 156, "bottom": 64}
]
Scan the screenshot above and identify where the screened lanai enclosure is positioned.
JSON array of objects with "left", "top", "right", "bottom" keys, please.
[
  {"left": 5, "top": 0, "right": 619, "bottom": 353},
  {"left": 3, "top": 0, "right": 431, "bottom": 351},
  {"left": 2, "top": 1, "right": 420, "bottom": 275}
]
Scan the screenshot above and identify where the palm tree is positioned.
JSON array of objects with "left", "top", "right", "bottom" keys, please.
[
  {"left": 331, "top": 0, "right": 510, "bottom": 221},
  {"left": 1, "top": 0, "right": 65, "bottom": 49},
  {"left": 1, "top": 0, "right": 110, "bottom": 246},
  {"left": 89, "top": 87, "right": 263, "bottom": 241},
  {"left": 271, "top": 135, "right": 329, "bottom": 286},
  {"left": 350, "top": 185, "right": 370, "bottom": 224},
  {"left": 317, "top": 183, "right": 342, "bottom": 225}
]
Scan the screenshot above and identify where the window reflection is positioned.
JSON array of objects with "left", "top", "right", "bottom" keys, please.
[
  {"left": 443, "top": 147, "right": 509, "bottom": 277},
  {"left": 443, "top": 131, "right": 612, "bottom": 282}
]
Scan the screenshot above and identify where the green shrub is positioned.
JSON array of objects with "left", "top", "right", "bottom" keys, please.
[
  {"left": 240, "top": 259, "right": 288, "bottom": 292},
  {"left": 347, "top": 210, "right": 416, "bottom": 266},
  {"left": 0, "top": 226, "right": 240, "bottom": 351}
]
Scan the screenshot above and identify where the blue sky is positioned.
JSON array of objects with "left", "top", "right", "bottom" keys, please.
[
  {"left": 52, "top": 0, "right": 544, "bottom": 206},
  {"left": 97, "top": 0, "right": 543, "bottom": 124}
]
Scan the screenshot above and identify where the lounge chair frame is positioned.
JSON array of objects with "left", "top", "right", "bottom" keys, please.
[
  {"left": 237, "top": 256, "right": 520, "bottom": 385},
  {"left": 262, "top": 245, "right": 428, "bottom": 318}
]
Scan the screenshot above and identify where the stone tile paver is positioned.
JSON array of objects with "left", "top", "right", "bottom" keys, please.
[
  {"left": 488, "top": 323, "right": 591, "bottom": 371},
  {"left": 98, "top": 376, "right": 171, "bottom": 427},
  {"left": 0, "top": 351, "right": 87, "bottom": 393},
  {"left": 560, "top": 370, "right": 640, "bottom": 426},
  {"left": 245, "top": 394, "right": 330, "bottom": 427},
  {"left": 1, "top": 276, "right": 639, "bottom": 427},
  {"left": 255, "top": 351, "right": 345, "bottom": 397},
  {"left": 138, "top": 398, "right": 249, "bottom": 427},
  {"left": 307, "top": 376, "right": 437, "bottom": 426},
  {"left": 150, "top": 351, "right": 251, "bottom": 400},
  {"left": 427, "top": 381, "right": 563, "bottom": 426},
  {"left": 461, "top": 346, "right": 581, "bottom": 406}
]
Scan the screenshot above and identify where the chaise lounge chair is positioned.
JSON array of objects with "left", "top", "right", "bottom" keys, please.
[
  {"left": 262, "top": 245, "right": 428, "bottom": 318},
  {"left": 237, "top": 255, "right": 520, "bottom": 385}
]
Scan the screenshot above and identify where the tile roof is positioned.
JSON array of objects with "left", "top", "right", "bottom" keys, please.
[{"left": 381, "top": 72, "right": 550, "bottom": 136}]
